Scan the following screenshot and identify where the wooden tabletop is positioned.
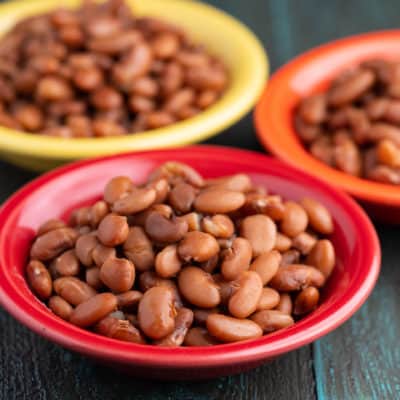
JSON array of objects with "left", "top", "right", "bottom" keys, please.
[{"left": 1, "top": 1, "right": 400, "bottom": 399}]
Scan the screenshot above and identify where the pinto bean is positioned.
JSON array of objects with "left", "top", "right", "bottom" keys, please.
[{"left": 206, "top": 314, "right": 262, "bottom": 342}]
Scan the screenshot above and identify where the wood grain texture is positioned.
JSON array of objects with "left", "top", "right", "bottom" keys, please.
[
  {"left": 1, "top": 0, "right": 400, "bottom": 399},
  {"left": 313, "top": 225, "right": 400, "bottom": 400}
]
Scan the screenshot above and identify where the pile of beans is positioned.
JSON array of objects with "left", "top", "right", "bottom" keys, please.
[
  {"left": 295, "top": 59, "right": 400, "bottom": 184},
  {"left": 26, "top": 162, "right": 336, "bottom": 346},
  {"left": 0, "top": 0, "right": 227, "bottom": 137}
]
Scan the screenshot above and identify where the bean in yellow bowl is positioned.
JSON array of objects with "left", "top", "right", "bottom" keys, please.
[{"left": 0, "top": 0, "right": 267, "bottom": 171}]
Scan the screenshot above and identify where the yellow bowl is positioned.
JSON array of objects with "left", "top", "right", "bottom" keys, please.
[{"left": 0, "top": 0, "right": 268, "bottom": 171}]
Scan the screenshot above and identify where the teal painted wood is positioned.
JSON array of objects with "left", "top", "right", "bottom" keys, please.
[{"left": 313, "top": 225, "right": 400, "bottom": 400}]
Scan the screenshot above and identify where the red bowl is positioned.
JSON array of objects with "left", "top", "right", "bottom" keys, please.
[
  {"left": 255, "top": 30, "right": 400, "bottom": 223},
  {"left": 0, "top": 146, "right": 380, "bottom": 380}
]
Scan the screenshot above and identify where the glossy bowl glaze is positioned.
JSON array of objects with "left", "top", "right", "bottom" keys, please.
[
  {"left": 0, "top": 0, "right": 267, "bottom": 171},
  {"left": 0, "top": 146, "right": 380, "bottom": 380},
  {"left": 255, "top": 30, "right": 400, "bottom": 223}
]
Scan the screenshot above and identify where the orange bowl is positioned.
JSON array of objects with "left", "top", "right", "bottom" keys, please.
[{"left": 255, "top": 30, "right": 400, "bottom": 223}]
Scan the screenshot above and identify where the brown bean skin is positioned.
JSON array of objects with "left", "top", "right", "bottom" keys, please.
[
  {"left": 148, "top": 161, "right": 204, "bottom": 188},
  {"left": 26, "top": 260, "right": 52, "bottom": 300},
  {"left": 206, "top": 314, "right": 262, "bottom": 343},
  {"left": 249, "top": 250, "right": 281, "bottom": 285},
  {"left": 53, "top": 277, "right": 97, "bottom": 306},
  {"left": 298, "top": 94, "right": 327, "bottom": 124},
  {"left": 116, "top": 290, "right": 143, "bottom": 311},
  {"left": 275, "top": 293, "right": 293, "bottom": 315},
  {"left": 138, "top": 286, "right": 176, "bottom": 340},
  {"left": 292, "top": 232, "right": 317, "bottom": 255},
  {"left": 92, "top": 244, "right": 116, "bottom": 267},
  {"left": 112, "top": 188, "right": 156, "bottom": 215},
  {"left": 95, "top": 316, "right": 145, "bottom": 344},
  {"left": 294, "top": 287, "right": 320, "bottom": 315},
  {"left": 274, "top": 233, "right": 292, "bottom": 252},
  {"left": 228, "top": 271, "right": 263, "bottom": 318},
  {"left": 193, "top": 308, "right": 220, "bottom": 326},
  {"left": 306, "top": 239, "right": 336, "bottom": 278},
  {"left": 70, "top": 293, "right": 118, "bottom": 328},
  {"left": 269, "top": 264, "right": 325, "bottom": 291},
  {"left": 240, "top": 214, "right": 277, "bottom": 257},
  {"left": 97, "top": 214, "right": 129, "bottom": 247},
  {"left": 100, "top": 257, "right": 135, "bottom": 293},
  {"left": 52, "top": 249, "right": 80, "bottom": 276},
  {"left": 145, "top": 212, "right": 188, "bottom": 243},
  {"left": 48, "top": 296, "right": 73, "bottom": 320},
  {"left": 154, "top": 308, "right": 194, "bottom": 347},
  {"left": 104, "top": 176, "right": 133, "bottom": 204},
  {"left": 250, "top": 310, "right": 294, "bottom": 333},
  {"left": 194, "top": 189, "right": 245, "bottom": 214},
  {"left": 178, "top": 231, "right": 219, "bottom": 263},
  {"left": 184, "top": 327, "right": 220, "bottom": 346},
  {"left": 168, "top": 182, "right": 196, "bottom": 214},
  {"left": 155, "top": 244, "right": 182, "bottom": 278},
  {"left": 257, "top": 288, "right": 280, "bottom": 311},
  {"left": 86, "top": 267, "right": 103, "bottom": 290},
  {"left": 221, "top": 237, "right": 252, "bottom": 281},
  {"left": 328, "top": 69, "right": 375, "bottom": 106},
  {"left": 178, "top": 266, "right": 221, "bottom": 308},
  {"left": 123, "top": 227, "right": 154, "bottom": 272},
  {"left": 202, "top": 215, "right": 234, "bottom": 239},
  {"left": 280, "top": 201, "right": 309, "bottom": 238},
  {"left": 37, "top": 219, "right": 66, "bottom": 236},
  {"left": 300, "top": 198, "right": 334, "bottom": 235},
  {"left": 75, "top": 233, "right": 98, "bottom": 267},
  {"left": 30, "top": 228, "right": 78, "bottom": 261}
]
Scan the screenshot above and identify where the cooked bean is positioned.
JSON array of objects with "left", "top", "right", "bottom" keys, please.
[
  {"left": 269, "top": 264, "right": 325, "bottom": 291},
  {"left": 37, "top": 219, "right": 66, "bottom": 236},
  {"left": 202, "top": 215, "right": 234, "bottom": 238},
  {"left": 168, "top": 182, "right": 196, "bottom": 214},
  {"left": 256, "top": 288, "right": 280, "bottom": 311},
  {"left": 95, "top": 315, "right": 145, "bottom": 343},
  {"left": 194, "top": 189, "right": 245, "bottom": 214},
  {"left": 292, "top": 232, "right": 317, "bottom": 255},
  {"left": 53, "top": 276, "right": 96, "bottom": 305},
  {"left": 178, "top": 266, "right": 220, "bottom": 308},
  {"left": 104, "top": 176, "right": 133, "bottom": 204},
  {"left": 86, "top": 267, "right": 103, "bottom": 290},
  {"left": 97, "top": 214, "right": 129, "bottom": 246},
  {"left": 300, "top": 198, "right": 334, "bottom": 235},
  {"left": 306, "top": 239, "right": 336, "bottom": 278},
  {"left": 274, "top": 233, "right": 292, "bottom": 252},
  {"left": 228, "top": 271, "right": 263, "bottom": 318},
  {"left": 48, "top": 295, "right": 73, "bottom": 320},
  {"left": 193, "top": 308, "right": 220, "bottom": 326},
  {"left": 178, "top": 231, "right": 219, "bottom": 263},
  {"left": 221, "top": 237, "right": 252, "bottom": 281},
  {"left": 249, "top": 250, "right": 281, "bottom": 285},
  {"left": 154, "top": 308, "right": 193, "bottom": 346},
  {"left": 75, "top": 233, "right": 98, "bottom": 267},
  {"left": 294, "top": 287, "right": 320, "bottom": 315},
  {"left": 70, "top": 293, "right": 118, "bottom": 327},
  {"left": 123, "top": 227, "right": 154, "bottom": 271},
  {"left": 206, "top": 314, "right": 262, "bottom": 342},
  {"left": 30, "top": 228, "right": 78, "bottom": 261},
  {"left": 116, "top": 290, "right": 143, "bottom": 310},
  {"left": 92, "top": 244, "right": 116, "bottom": 267},
  {"left": 100, "top": 257, "right": 135, "bottom": 293},
  {"left": 280, "top": 202, "right": 308, "bottom": 238},
  {"left": 52, "top": 249, "right": 80, "bottom": 276},
  {"left": 138, "top": 286, "right": 176, "bottom": 339},
  {"left": 155, "top": 244, "right": 182, "bottom": 278},
  {"left": 145, "top": 211, "right": 188, "bottom": 243},
  {"left": 184, "top": 327, "right": 220, "bottom": 346},
  {"left": 275, "top": 293, "right": 293, "bottom": 315},
  {"left": 251, "top": 310, "right": 294, "bottom": 333},
  {"left": 240, "top": 215, "right": 277, "bottom": 257},
  {"left": 26, "top": 260, "right": 52, "bottom": 300}
]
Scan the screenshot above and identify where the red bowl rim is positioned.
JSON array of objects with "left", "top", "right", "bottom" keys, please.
[
  {"left": 0, "top": 145, "right": 381, "bottom": 368},
  {"left": 254, "top": 29, "right": 400, "bottom": 206}
]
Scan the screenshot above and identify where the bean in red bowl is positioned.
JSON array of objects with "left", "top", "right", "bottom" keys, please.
[{"left": 0, "top": 146, "right": 380, "bottom": 379}]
